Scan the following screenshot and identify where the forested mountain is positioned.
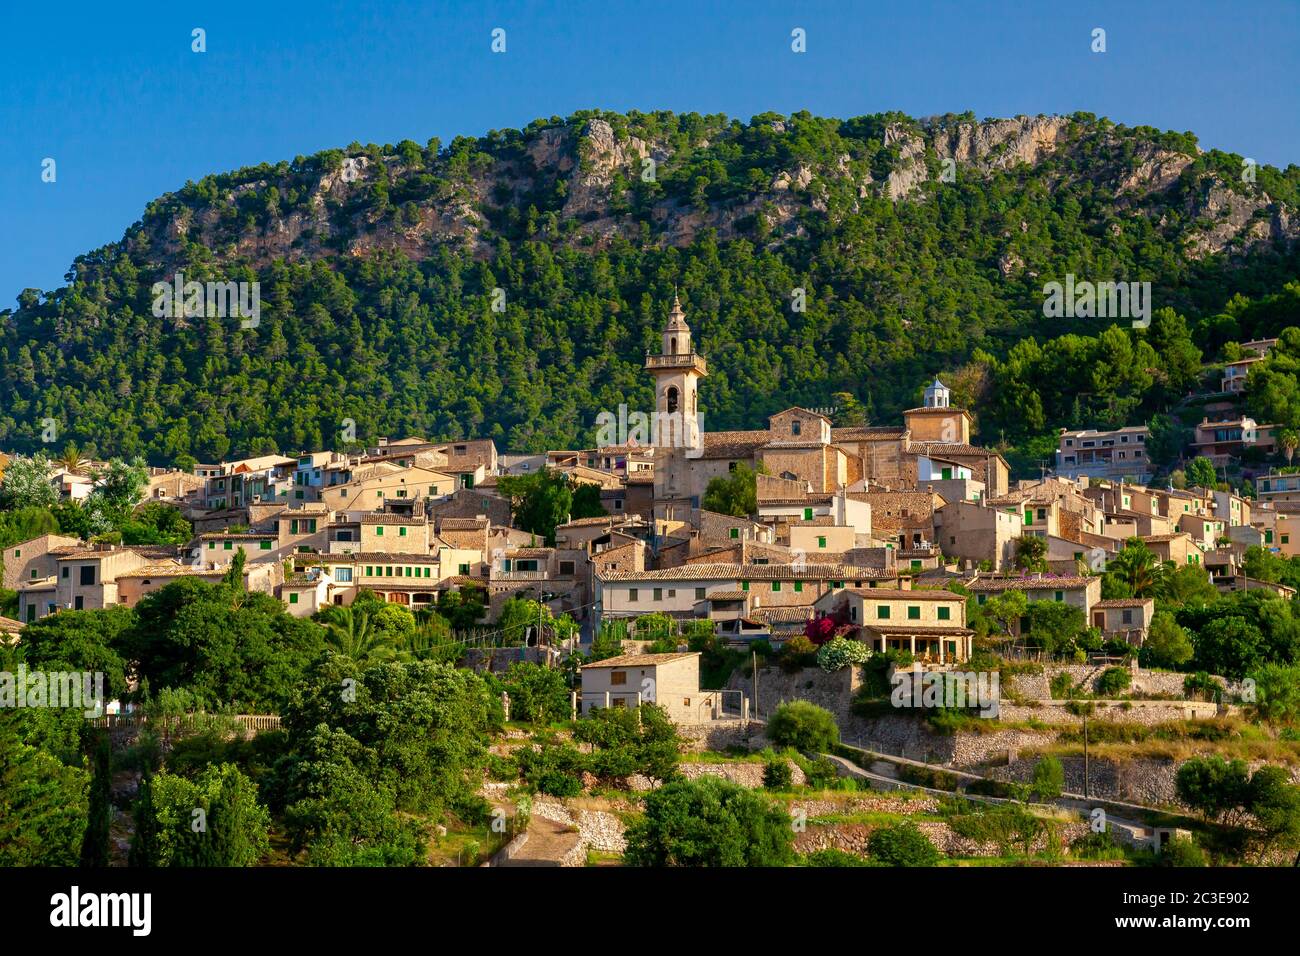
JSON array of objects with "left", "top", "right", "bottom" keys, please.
[{"left": 3, "top": 109, "right": 1299, "bottom": 470}]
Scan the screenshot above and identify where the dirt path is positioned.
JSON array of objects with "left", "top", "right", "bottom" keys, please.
[{"left": 497, "top": 815, "right": 582, "bottom": 866}]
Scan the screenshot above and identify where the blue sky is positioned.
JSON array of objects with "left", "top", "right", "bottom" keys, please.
[{"left": 2, "top": 0, "right": 1297, "bottom": 307}]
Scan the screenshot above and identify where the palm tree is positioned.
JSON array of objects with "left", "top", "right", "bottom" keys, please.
[
  {"left": 1107, "top": 539, "right": 1173, "bottom": 598},
  {"left": 1280, "top": 429, "right": 1299, "bottom": 467},
  {"left": 56, "top": 442, "right": 89, "bottom": 476},
  {"left": 323, "top": 608, "right": 397, "bottom": 665}
]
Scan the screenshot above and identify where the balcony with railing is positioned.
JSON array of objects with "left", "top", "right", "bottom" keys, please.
[{"left": 644, "top": 352, "right": 708, "bottom": 374}]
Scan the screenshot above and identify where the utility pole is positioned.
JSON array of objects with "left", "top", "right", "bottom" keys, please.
[
  {"left": 1082, "top": 712, "right": 1090, "bottom": 799},
  {"left": 752, "top": 651, "right": 759, "bottom": 721}
]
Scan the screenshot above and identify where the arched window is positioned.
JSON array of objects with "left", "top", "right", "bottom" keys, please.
[
  {"left": 666, "top": 386, "right": 679, "bottom": 414},
  {"left": 670, "top": 338, "right": 678, "bottom": 354}
]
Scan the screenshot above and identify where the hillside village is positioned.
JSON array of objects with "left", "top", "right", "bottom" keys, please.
[
  {"left": 2, "top": 299, "right": 1296, "bottom": 642},
  {"left": 4, "top": 296, "right": 1300, "bottom": 869}
]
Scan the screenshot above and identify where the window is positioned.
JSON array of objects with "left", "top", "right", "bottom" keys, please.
[
  {"left": 289, "top": 593, "right": 299, "bottom": 605},
  {"left": 611, "top": 671, "right": 627, "bottom": 686},
  {"left": 79, "top": 565, "right": 95, "bottom": 586},
  {"left": 741, "top": 581, "right": 749, "bottom": 591},
  {"left": 832, "top": 581, "right": 843, "bottom": 589},
  {"left": 937, "top": 606, "right": 950, "bottom": 621},
  {"left": 792, "top": 419, "right": 802, "bottom": 435},
  {"left": 907, "top": 606, "right": 921, "bottom": 620},
  {"left": 559, "top": 561, "right": 575, "bottom": 575},
  {"left": 628, "top": 588, "right": 638, "bottom": 602},
  {"left": 385, "top": 567, "right": 393, "bottom": 576},
  {"left": 817, "top": 536, "right": 827, "bottom": 548},
  {"left": 877, "top": 605, "right": 890, "bottom": 619},
  {"left": 224, "top": 541, "right": 233, "bottom": 550},
  {"left": 772, "top": 581, "right": 781, "bottom": 592},
  {"left": 695, "top": 588, "right": 705, "bottom": 600},
  {"left": 977, "top": 594, "right": 987, "bottom": 605},
  {"left": 729, "top": 527, "right": 739, "bottom": 539},
  {"left": 803, "top": 508, "right": 813, "bottom": 521},
  {"left": 794, "top": 582, "right": 803, "bottom": 593},
  {"left": 399, "top": 526, "right": 408, "bottom": 537},
  {"left": 850, "top": 606, "right": 858, "bottom": 622},
  {"left": 1122, "top": 609, "right": 1133, "bottom": 624},
  {"left": 667, "top": 589, "right": 676, "bottom": 598},
  {"left": 653, "top": 588, "right": 662, "bottom": 601},
  {"left": 910, "top": 559, "right": 922, "bottom": 570},
  {"left": 366, "top": 567, "right": 374, "bottom": 577},
  {"left": 376, "top": 526, "right": 384, "bottom": 536},
  {"left": 683, "top": 698, "right": 691, "bottom": 707},
  {"left": 1054, "top": 591, "right": 1063, "bottom": 601},
  {"left": 260, "top": 541, "right": 272, "bottom": 550},
  {"left": 74, "top": 596, "right": 83, "bottom": 610},
  {"left": 459, "top": 563, "right": 470, "bottom": 575},
  {"left": 30, "top": 569, "right": 37, "bottom": 579}
]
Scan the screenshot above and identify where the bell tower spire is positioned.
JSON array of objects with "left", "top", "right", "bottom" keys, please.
[{"left": 645, "top": 294, "right": 707, "bottom": 448}]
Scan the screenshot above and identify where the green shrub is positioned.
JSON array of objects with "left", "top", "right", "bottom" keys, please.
[
  {"left": 767, "top": 701, "right": 840, "bottom": 752},
  {"left": 763, "top": 758, "right": 793, "bottom": 790},
  {"left": 1049, "top": 671, "right": 1076, "bottom": 699},
  {"left": 1159, "top": 835, "right": 1207, "bottom": 867},
  {"left": 1030, "top": 756, "right": 1065, "bottom": 801},
  {"left": 867, "top": 821, "right": 941, "bottom": 866},
  {"left": 1096, "top": 666, "right": 1131, "bottom": 696},
  {"left": 803, "top": 848, "right": 871, "bottom": 867},
  {"left": 816, "top": 637, "right": 872, "bottom": 672}
]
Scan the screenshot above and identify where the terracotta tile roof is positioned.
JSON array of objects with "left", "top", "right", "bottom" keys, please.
[
  {"left": 360, "top": 513, "right": 422, "bottom": 525},
  {"left": 0, "top": 615, "right": 25, "bottom": 634},
  {"left": 1094, "top": 598, "right": 1153, "bottom": 608},
  {"left": 699, "top": 430, "right": 770, "bottom": 459},
  {"left": 439, "top": 517, "right": 490, "bottom": 529},
  {"left": 599, "top": 563, "right": 895, "bottom": 582},
  {"left": 751, "top": 607, "right": 815, "bottom": 623},
  {"left": 581, "top": 652, "right": 697, "bottom": 669},
  {"left": 558, "top": 516, "right": 618, "bottom": 528},
  {"left": 860, "top": 624, "right": 973, "bottom": 636},
  {"left": 967, "top": 575, "right": 1095, "bottom": 591},
  {"left": 910, "top": 442, "right": 1007, "bottom": 461},
  {"left": 340, "top": 552, "right": 441, "bottom": 564},
  {"left": 439, "top": 532, "right": 487, "bottom": 550},
  {"left": 831, "top": 426, "right": 907, "bottom": 440},
  {"left": 840, "top": 587, "right": 966, "bottom": 601}
]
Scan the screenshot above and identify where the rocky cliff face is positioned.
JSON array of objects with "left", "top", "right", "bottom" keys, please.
[{"left": 129, "top": 110, "right": 1299, "bottom": 277}]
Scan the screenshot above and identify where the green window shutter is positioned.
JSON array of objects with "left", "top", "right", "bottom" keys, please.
[
  {"left": 817, "top": 536, "right": 826, "bottom": 548},
  {"left": 208, "top": 541, "right": 216, "bottom": 549},
  {"left": 772, "top": 581, "right": 780, "bottom": 592},
  {"left": 1054, "top": 591, "right": 1063, "bottom": 601},
  {"left": 877, "top": 605, "right": 890, "bottom": 619},
  {"left": 366, "top": 566, "right": 373, "bottom": 576},
  {"left": 376, "top": 526, "right": 384, "bottom": 536},
  {"left": 804, "top": 508, "right": 813, "bottom": 520},
  {"left": 260, "top": 541, "right": 271, "bottom": 550},
  {"left": 911, "top": 559, "right": 921, "bottom": 569},
  {"left": 289, "top": 593, "right": 298, "bottom": 604},
  {"left": 400, "top": 527, "right": 407, "bottom": 537},
  {"left": 224, "top": 541, "right": 232, "bottom": 550},
  {"left": 937, "top": 606, "right": 950, "bottom": 621},
  {"left": 907, "top": 606, "right": 920, "bottom": 620},
  {"left": 729, "top": 528, "right": 739, "bottom": 539},
  {"left": 741, "top": 581, "right": 749, "bottom": 591},
  {"left": 794, "top": 581, "right": 803, "bottom": 593}
]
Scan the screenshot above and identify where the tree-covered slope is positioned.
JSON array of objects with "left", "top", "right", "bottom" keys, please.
[{"left": 2, "top": 109, "right": 1298, "bottom": 466}]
